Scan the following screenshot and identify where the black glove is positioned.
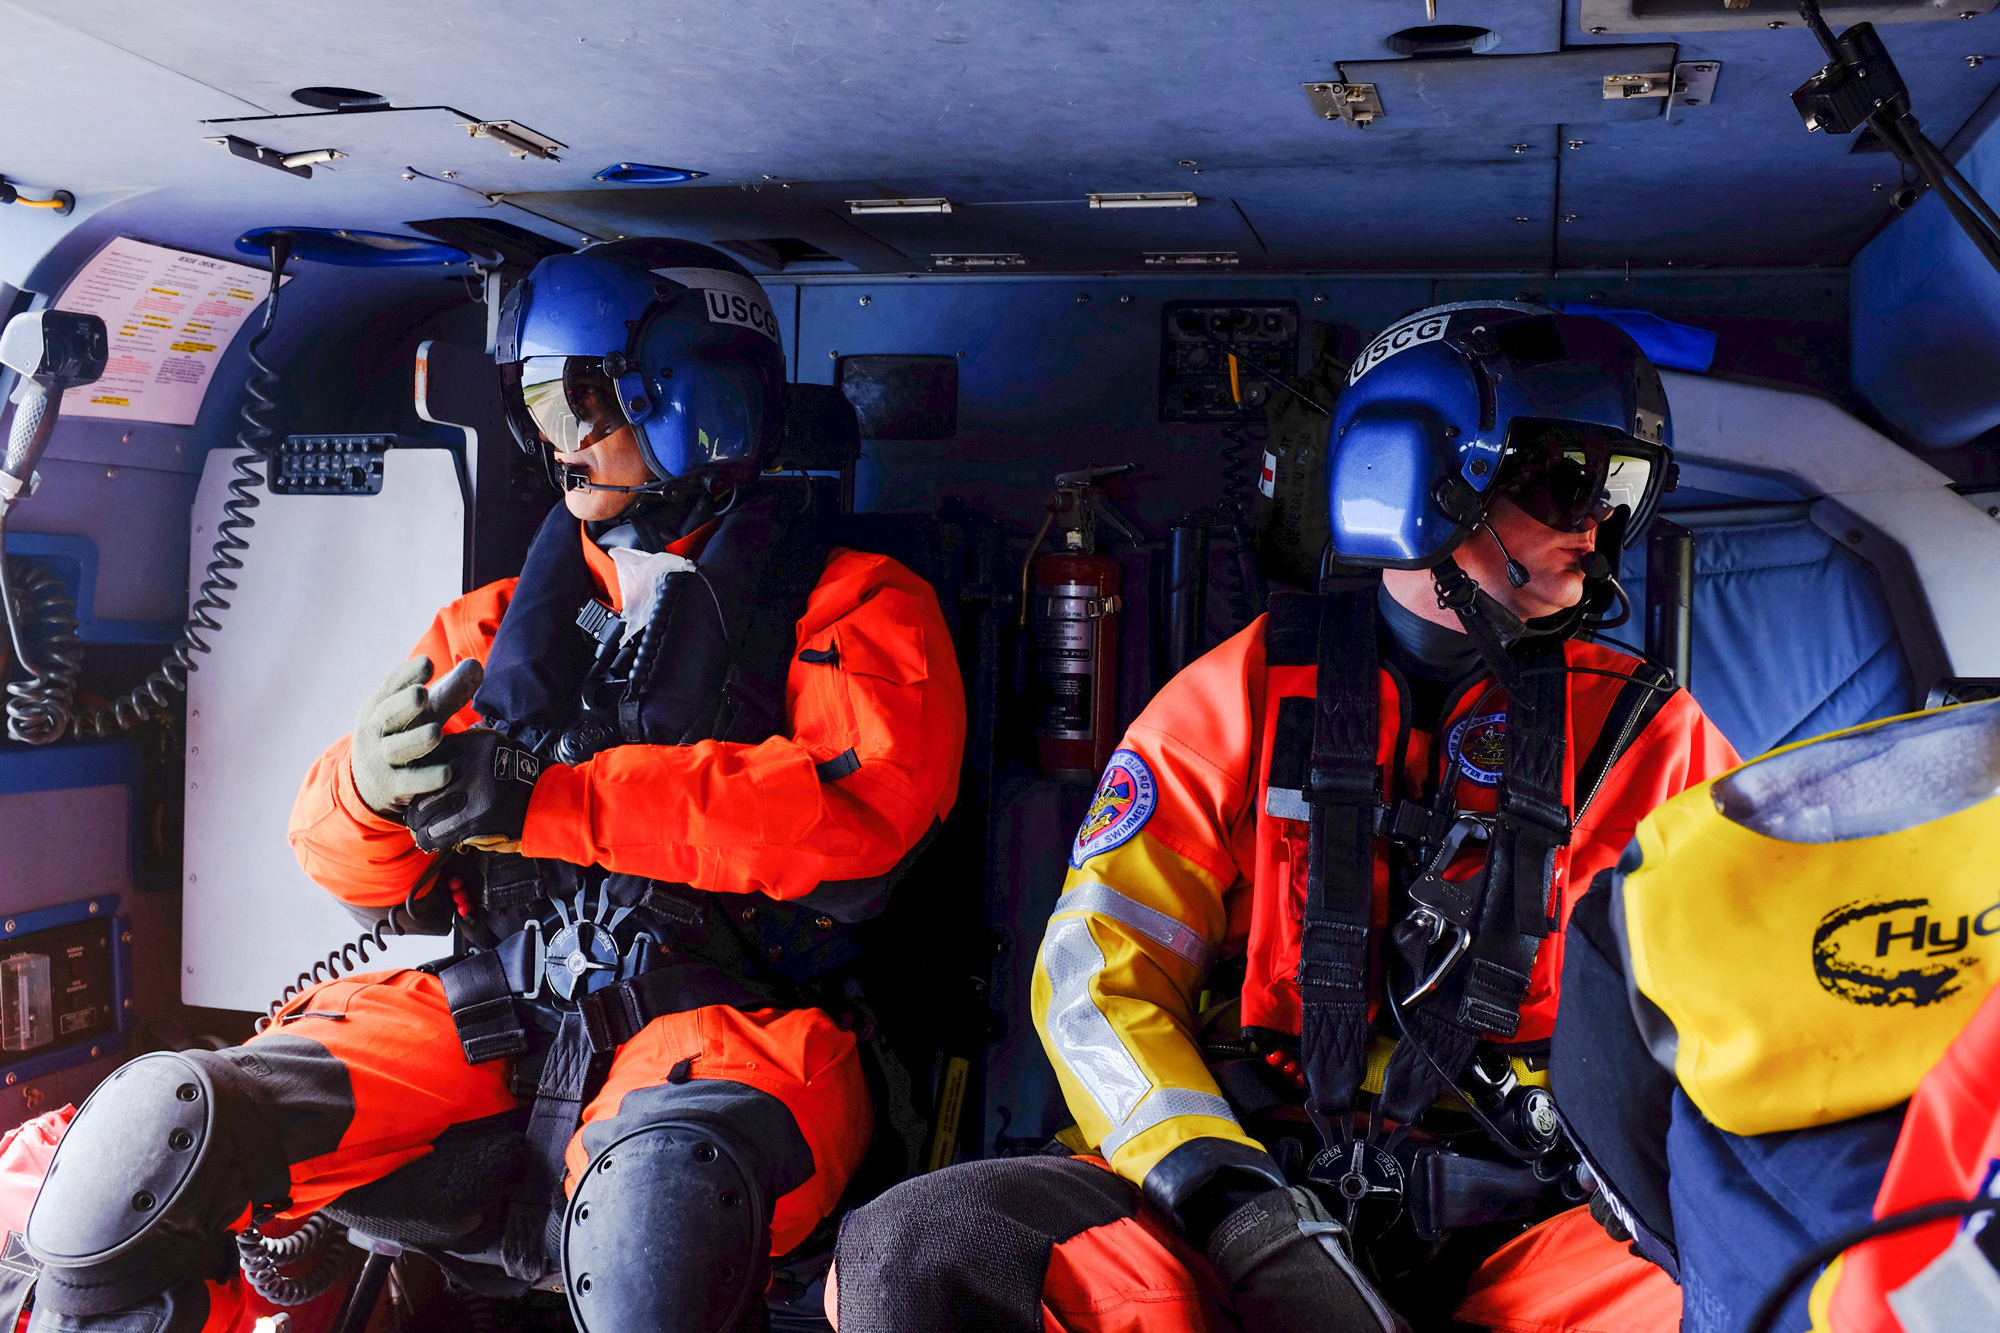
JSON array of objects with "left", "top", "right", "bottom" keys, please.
[
  {"left": 1206, "top": 1186, "right": 1403, "bottom": 1332},
  {"left": 404, "top": 728, "right": 542, "bottom": 854}
]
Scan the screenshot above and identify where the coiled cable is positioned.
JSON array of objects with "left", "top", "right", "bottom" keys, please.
[
  {"left": 1, "top": 556, "right": 82, "bottom": 744},
  {"left": 237, "top": 1214, "right": 350, "bottom": 1306},
  {"left": 254, "top": 869, "right": 438, "bottom": 1033},
  {"left": 69, "top": 250, "right": 288, "bottom": 739}
]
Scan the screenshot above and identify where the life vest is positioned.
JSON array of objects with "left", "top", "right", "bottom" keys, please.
[{"left": 1244, "top": 581, "right": 1675, "bottom": 1127}]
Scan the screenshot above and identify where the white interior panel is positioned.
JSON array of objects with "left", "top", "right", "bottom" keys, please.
[
  {"left": 182, "top": 449, "right": 464, "bottom": 1012},
  {"left": 1663, "top": 371, "right": 2000, "bottom": 681}
]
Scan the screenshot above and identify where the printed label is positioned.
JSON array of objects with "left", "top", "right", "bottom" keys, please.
[
  {"left": 1349, "top": 311, "right": 1451, "bottom": 386},
  {"left": 1259, "top": 450, "right": 1278, "bottom": 497},
  {"left": 650, "top": 266, "right": 782, "bottom": 347}
]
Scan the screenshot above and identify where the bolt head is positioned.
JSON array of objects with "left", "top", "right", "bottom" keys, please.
[
  {"left": 1768, "top": 19, "right": 1785, "bottom": 27},
  {"left": 1512, "top": 143, "right": 1529, "bottom": 154},
  {"left": 858, "top": 294, "right": 871, "bottom": 306},
  {"left": 1589, "top": 25, "right": 1606, "bottom": 34},
  {"left": 1567, "top": 139, "right": 1586, "bottom": 150}
]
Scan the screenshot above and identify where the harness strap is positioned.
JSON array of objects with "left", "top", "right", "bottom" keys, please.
[
  {"left": 436, "top": 950, "right": 530, "bottom": 1065},
  {"left": 1297, "top": 577, "right": 1382, "bottom": 1121},
  {"left": 502, "top": 1010, "right": 600, "bottom": 1281}
]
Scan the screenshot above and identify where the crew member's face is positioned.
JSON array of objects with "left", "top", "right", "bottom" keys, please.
[
  {"left": 553, "top": 423, "right": 652, "bottom": 521},
  {"left": 1454, "top": 495, "right": 1598, "bottom": 621}
]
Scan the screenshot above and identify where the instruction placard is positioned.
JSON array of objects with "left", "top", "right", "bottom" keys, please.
[{"left": 54, "top": 238, "right": 280, "bottom": 426}]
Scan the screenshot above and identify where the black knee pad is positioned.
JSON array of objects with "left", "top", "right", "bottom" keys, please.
[
  {"left": 561, "top": 1120, "right": 770, "bottom": 1333},
  {"left": 25, "top": 1052, "right": 288, "bottom": 1316}
]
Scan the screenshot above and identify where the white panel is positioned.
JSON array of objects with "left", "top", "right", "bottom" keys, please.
[
  {"left": 182, "top": 450, "right": 464, "bottom": 1012},
  {"left": 1662, "top": 371, "right": 2000, "bottom": 681}
]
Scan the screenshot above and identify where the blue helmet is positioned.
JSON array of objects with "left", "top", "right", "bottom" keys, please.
[
  {"left": 1327, "top": 301, "right": 1673, "bottom": 569},
  {"left": 495, "top": 238, "right": 785, "bottom": 488}
]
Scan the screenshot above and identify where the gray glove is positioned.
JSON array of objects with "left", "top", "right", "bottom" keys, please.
[
  {"left": 1206, "top": 1186, "right": 1405, "bottom": 1333},
  {"left": 348, "top": 656, "right": 483, "bottom": 817}
]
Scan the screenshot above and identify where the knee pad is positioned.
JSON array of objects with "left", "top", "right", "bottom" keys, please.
[
  {"left": 25, "top": 1052, "right": 289, "bottom": 1316},
  {"left": 561, "top": 1120, "right": 770, "bottom": 1333}
]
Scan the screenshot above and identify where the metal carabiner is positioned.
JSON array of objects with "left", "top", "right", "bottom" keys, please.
[{"left": 1399, "top": 907, "right": 1472, "bottom": 1006}]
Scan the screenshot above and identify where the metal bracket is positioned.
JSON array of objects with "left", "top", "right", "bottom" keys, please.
[
  {"left": 457, "top": 120, "right": 564, "bottom": 161},
  {"left": 1304, "top": 81, "right": 1384, "bottom": 128},
  {"left": 1602, "top": 72, "right": 1673, "bottom": 100},
  {"left": 1667, "top": 61, "right": 1723, "bottom": 121}
]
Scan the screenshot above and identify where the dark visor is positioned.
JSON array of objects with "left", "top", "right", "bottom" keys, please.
[{"left": 1494, "top": 419, "right": 1659, "bottom": 534}]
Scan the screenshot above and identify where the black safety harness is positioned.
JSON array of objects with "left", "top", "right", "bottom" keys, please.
[
  {"left": 423, "top": 485, "right": 925, "bottom": 1280},
  {"left": 1259, "top": 560, "right": 1670, "bottom": 1236}
]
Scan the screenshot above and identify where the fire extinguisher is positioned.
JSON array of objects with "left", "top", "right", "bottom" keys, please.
[{"left": 1021, "top": 465, "right": 1143, "bottom": 782}]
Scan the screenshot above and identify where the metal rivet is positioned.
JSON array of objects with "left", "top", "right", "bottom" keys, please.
[
  {"left": 858, "top": 295, "right": 871, "bottom": 306},
  {"left": 88, "top": 902, "right": 99, "bottom": 915},
  {"left": 401, "top": 171, "right": 416, "bottom": 181},
  {"left": 121, "top": 931, "right": 133, "bottom": 944},
  {"left": 1962, "top": 11, "right": 1979, "bottom": 18},
  {"left": 1118, "top": 293, "right": 1133, "bottom": 304},
  {"left": 1970, "top": 54, "right": 1987, "bottom": 67},
  {"left": 740, "top": 906, "right": 758, "bottom": 924},
  {"left": 576, "top": 1204, "right": 590, "bottom": 1222},
  {"left": 132, "top": 1191, "right": 156, "bottom": 1211},
  {"left": 3, "top": 921, "right": 12, "bottom": 934},
  {"left": 1514, "top": 216, "right": 1531, "bottom": 224},
  {"left": 1768, "top": 19, "right": 1785, "bottom": 27},
  {"left": 1178, "top": 158, "right": 1197, "bottom": 166},
  {"left": 123, "top": 998, "right": 133, "bottom": 1009},
  {"left": 4, "top": 1074, "right": 15, "bottom": 1087},
  {"left": 828, "top": 349, "right": 838, "bottom": 358},
  {"left": 1312, "top": 293, "right": 1327, "bottom": 303},
  {"left": 169, "top": 1129, "right": 194, "bottom": 1151},
  {"left": 1512, "top": 143, "right": 1529, "bottom": 154},
  {"left": 176, "top": 1084, "right": 198, "bottom": 1101},
  {"left": 576, "top": 1274, "right": 592, "bottom": 1295},
  {"left": 1075, "top": 293, "right": 1091, "bottom": 305},
  {"left": 90, "top": 1047, "right": 100, "bottom": 1058},
  {"left": 1567, "top": 139, "right": 1586, "bottom": 150},
  {"left": 1564, "top": 214, "right": 1580, "bottom": 223},
  {"left": 720, "top": 1191, "right": 740, "bottom": 1208},
  {"left": 440, "top": 170, "right": 458, "bottom": 179},
  {"left": 1589, "top": 25, "right": 1606, "bottom": 34},
  {"left": 694, "top": 1143, "right": 718, "bottom": 1163}
]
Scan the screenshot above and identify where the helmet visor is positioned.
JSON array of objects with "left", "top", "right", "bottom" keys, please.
[
  {"left": 513, "top": 355, "right": 628, "bottom": 453},
  {"left": 1495, "top": 419, "right": 1661, "bottom": 534}
]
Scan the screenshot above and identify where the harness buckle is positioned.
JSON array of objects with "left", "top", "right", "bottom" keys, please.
[{"left": 1396, "top": 814, "right": 1491, "bottom": 1006}]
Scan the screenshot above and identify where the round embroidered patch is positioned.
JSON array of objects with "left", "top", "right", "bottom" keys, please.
[
  {"left": 1071, "top": 749, "right": 1158, "bottom": 868},
  {"left": 1446, "top": 710, "right": 1508, "bottom": 788}
]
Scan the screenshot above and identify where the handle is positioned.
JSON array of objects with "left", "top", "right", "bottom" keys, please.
[{"left": 1, "top": 382, "right": 56, "bottom": 509}]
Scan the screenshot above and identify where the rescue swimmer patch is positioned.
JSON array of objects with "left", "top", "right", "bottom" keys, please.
[
  {"left": 1446, "top": 711, "right": 1508, "bottom": 788},
  {"left": 650, "top": 266, "right": 782, "bottom": 347},
  {"left": 1349, "top": 311, "right": 1451, "bottom": 386},
  {"left": 1812, "top": 896, "right": 1990, "bottom": 1008},
  {"left": 1072, "top": 749, "right": 1157, "bottom": 869}
]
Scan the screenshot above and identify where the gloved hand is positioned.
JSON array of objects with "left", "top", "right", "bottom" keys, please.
[
  {"left": 349, "top": 656, "right": 484, "bottom": 817},
  {"left": 404, "top": 728, "right": 543, "bottom": 854},
  {"left": 1206, "top": 1186, "right": 1402, "bottom": 1333}
]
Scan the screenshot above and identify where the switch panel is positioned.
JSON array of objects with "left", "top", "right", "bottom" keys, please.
[
  {"left": 271, "top": 433, "right": 392, "bottom": 495},
  {"left": 1159, "top": 302, "right": 1300, "bottom": 423}
]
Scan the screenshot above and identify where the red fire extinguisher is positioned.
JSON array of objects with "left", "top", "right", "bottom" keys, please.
[{"left": 1022, "top": 466, "right": 1142, "bottom": 783}]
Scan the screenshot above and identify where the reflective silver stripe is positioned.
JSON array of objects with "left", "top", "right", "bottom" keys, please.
[
  {"left": 1099, "top": 1087, "right": 1239, "bottom": 1161},
  {"left": 1265, "top": 786, "right": 1310, "bottom": 821},
  {"left": 1054, "top": 882, "right": 1215, "bottom": 972},
  {"left": 1040, "top": 917, "right": 1150, "bottom": 1125}
]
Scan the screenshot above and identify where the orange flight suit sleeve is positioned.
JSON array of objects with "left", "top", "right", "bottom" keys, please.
[
  {"left": 287, "top": 582, "right": 514, "bottom": 909},
  {"left": 1033, "top": 619, "right": 1268, "bottom": 1189},
  {"left": 519, "top": 550, "right": 965, "bottom": 898}
]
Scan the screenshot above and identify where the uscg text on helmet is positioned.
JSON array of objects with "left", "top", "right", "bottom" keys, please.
[{"left": 1349, "top": 313, "right": 1450, "bottom": 386}]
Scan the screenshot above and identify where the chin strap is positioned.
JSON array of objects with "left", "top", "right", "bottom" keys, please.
[{"left": 1429, "top": 556, "right": 1530, "bottom": 697}]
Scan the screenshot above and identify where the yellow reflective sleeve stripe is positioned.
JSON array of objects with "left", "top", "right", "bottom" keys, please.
[{"left": 1054, "top": 881, "right": 1216, "bottom": 972}]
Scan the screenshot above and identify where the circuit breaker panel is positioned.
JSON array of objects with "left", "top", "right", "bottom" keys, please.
[{"left": 1158, "top": 301, "right": 1300, "bottom": 423}]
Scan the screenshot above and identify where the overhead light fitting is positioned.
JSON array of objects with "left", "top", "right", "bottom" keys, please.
[
  {"left": 931, "top": 253, "right": 1027, "bottom": 268},
  {"left": 849, "top": 198, "right": 954, "bottom": 215},
  {"left": 458, "top": 120, "right": 565, "bottom": 161},
  {"left": 1143, "top": 251, "right": 1240, "bottom": 267},
  {"left": 1088, "top": 192, "right": 1199, "bottom": 209}
]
